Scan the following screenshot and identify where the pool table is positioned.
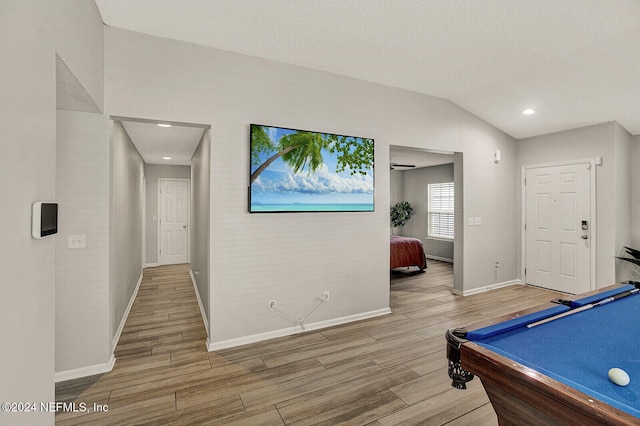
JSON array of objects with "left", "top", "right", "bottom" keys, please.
[{"left": 446, "top": 284, "right": 640, "bottom": 425}]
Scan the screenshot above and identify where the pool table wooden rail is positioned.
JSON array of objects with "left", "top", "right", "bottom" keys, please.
[
  {"left": 448, "top": 284, "right": 640, "bottom": 425},
  {"left": 461, "top": 341, "right": 638, "bottom": 426}
]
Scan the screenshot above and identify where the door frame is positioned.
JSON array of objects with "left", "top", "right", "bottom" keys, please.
[
  {"left": 521, "top": 158, "right": 597, "bottom": 291},
  {"left": 157, "top": 178, "right": 191, "bottom": 265}
]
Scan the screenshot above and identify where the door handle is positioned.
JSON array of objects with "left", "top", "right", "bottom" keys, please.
[
  {"left": 183, "top": 225, "right": 187, "bottom": 229},
  {"left": 581, "top": 234, "right": 589, "bottom": 240}
]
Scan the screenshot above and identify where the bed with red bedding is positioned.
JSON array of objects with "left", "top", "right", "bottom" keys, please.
[{"left": 390, "top": 235, "right": 427, "bottom": 270}]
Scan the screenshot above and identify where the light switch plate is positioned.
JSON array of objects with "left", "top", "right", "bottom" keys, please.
[{"left": 68, "top": 234, "right": 86, "bottom": 249}]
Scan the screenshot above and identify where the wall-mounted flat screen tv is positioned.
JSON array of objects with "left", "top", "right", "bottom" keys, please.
[{"left": 249, "top": 124, "right": 374, "bottom": 213}]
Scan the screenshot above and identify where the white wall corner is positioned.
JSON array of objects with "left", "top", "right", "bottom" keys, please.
[
  {"left": 207, "top": 308, "right": 391, "bottom": 351},
  {"left": 190, "top": 269, "right": 209, "bottom": 335},
  {"left": 112, "top": 271, "right": 144, "bottom": 352},
  {"left": 55, "top": 354, "right": 115, "bottom": 383},
  {"left": 425, "top": 255, "right": 454, "bottom": 263},
  {"left": 450, "top": 279, "right": 522, "bottom": 296}
]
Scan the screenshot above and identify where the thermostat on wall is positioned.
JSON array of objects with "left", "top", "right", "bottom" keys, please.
[{"left": 32, "top": 201, "right": 58, "bottom": 239}]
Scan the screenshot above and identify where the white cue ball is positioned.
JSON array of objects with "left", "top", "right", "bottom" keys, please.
[{"left": 608, "top": 368, "right": 630, "bottom": 386}]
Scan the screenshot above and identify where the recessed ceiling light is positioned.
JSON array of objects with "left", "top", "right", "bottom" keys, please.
[
  {"left": 522, "top": 109, "right": 535, "bottom": 115},
  {"left": 162, "top": 156, "right": 172, "bottom": 160},
  {"left": 157, "top": 123, "right": 172, "bottom": 127}
]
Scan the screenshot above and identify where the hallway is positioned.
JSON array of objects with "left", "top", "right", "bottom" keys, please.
[
  {"left": 56, "top": 263, "right": 209, "bottom": 425},
  {"left": 56, "top": 261, "right": 561, "bottom": 425}
]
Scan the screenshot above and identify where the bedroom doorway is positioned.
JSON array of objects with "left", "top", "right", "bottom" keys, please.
[{"left": 389, "top": 145, "right": 461, "bottom": 289}]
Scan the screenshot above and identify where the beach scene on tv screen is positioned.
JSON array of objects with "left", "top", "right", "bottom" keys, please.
[{"left": 250, "top": 124, "right": 374, "bottom": 212}]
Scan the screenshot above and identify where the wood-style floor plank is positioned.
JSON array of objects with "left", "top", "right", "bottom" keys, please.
[{"left": 56, "top": 260, "right": 564, "bottom": 425}]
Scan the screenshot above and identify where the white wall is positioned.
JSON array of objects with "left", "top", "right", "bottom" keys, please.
[
  {"left": 516, "top": 122, "right": 627, "bottom": 288},
  {"left": 145, "top": 164, "right": 191, "bottom": 265},
  {"left": 1, "top": 0, "right": 103, "bottom": 422},
  {"left": 104, "top": 27, "right": 519, "bottom": 347},
  {"left": 0, "top": 3, "right": 56, "bottom": 423},
  {"left": 56, "top": 110, "right": 112, "bottom": 377},
  {"left": 54, "top": 0, "right": 104, "bottom": 112},
  {"left": 109, "top": 121, "right": 145, "bottom": 344}
]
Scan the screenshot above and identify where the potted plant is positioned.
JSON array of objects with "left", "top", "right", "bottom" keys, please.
[
  {"left": 391, "top": 201, "right": 414, "bottom": 228},
  {"left": 616, "top": 246, "right": 640, "bottom": 282}
]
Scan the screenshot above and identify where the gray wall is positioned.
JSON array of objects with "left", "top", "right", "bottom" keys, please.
[
  {"left": 191, "top": 130, "right": 211, "bottom": 326},
  {"left": 390, "top": 170, "right": 404, "bottom": 207},
  {"left": 402, "top": 163, "right": 455, "bottom": 261},
  {"left": 56, "top": 110, "right": 111, "bottom": 374},
  {"left": 517, "top": 122, "right": 632, "bottom": 287},
  {"left": 145, "top": 164, "right": 192, "bottom": 265},
  {"left": 105, "top": 27, "right": 518, "bottom": 346},
  {"left": 632, "top": 135, "right": 640, "bottom": 251},
  {"left": 614, "top": 124, "right": 633, "bottom": 282},
  {"left": 109, "top": 121, "right": 145, "bottom": 343}
]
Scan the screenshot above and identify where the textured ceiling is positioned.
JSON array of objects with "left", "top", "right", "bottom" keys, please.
[
  {"left": 56, "top": 54, "right": 101, "bottom": 114},
  {"left": 95, "top": 0, "right": 640, "bottom": 140}
]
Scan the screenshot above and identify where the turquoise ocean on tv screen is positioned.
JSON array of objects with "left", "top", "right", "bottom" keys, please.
[{"left": 251, "top": 203, "right": 374, "bottom": 212}]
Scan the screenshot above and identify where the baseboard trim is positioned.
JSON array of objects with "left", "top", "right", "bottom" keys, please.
[
  {"left": 189, "top": 269, "right": 209, "bottom": 335},
  {"left": 451, "top": 279, "right": 522, "bottom": 296},
  {"left": 145, "top": 262, "right": 158, "bottom": 268},
  {"left": 425, "top": 255, "right": 453, "bottom": 263},
  {"left": 208, "top": 308, "right": 391, "bottom": 351},
  {"left": 112, "top": 271, "right": 144, "bottom": 351},
  {"left": 55, "top": 354, "right": 116, "bottom": 383}
]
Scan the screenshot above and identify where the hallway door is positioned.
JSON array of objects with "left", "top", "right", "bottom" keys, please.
[{"left": 159, "top": 179, "right": 189, "bottom": 265}]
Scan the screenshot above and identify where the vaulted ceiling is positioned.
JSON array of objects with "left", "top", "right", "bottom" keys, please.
[{"left": 95, "top": 0, "right": 640, "bottom": 142}]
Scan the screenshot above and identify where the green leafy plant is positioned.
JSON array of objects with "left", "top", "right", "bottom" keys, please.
[
  {"left": 391, "top": 201, "right": 414, "bottom": 228},
  {"left": 616, "top": 246, "right": 640, "bottom": 268}
]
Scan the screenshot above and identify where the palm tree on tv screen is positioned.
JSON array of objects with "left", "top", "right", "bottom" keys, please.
[{"left": 250, "top": 125, "right": 373, "bottom": 184}]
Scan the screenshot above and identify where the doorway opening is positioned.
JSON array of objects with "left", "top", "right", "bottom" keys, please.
[{"left": 389, "top": 145, "right": 463, "bottom": 291}]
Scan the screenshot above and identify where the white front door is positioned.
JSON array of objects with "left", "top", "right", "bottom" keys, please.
[
  {"left": 524, "top": 162, "right": 592, "bottom": 294},
  {"left": 159, "top": 179, "right": 189, "bottom": 265}
]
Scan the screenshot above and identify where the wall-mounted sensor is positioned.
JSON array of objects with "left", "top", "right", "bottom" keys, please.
[{"left": 32, "top": 201, "right": 58, "bottom": 239}]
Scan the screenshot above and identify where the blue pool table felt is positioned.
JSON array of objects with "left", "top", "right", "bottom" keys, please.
[{"left": 470, "top": 286, "right": 640, "bottom": 418}]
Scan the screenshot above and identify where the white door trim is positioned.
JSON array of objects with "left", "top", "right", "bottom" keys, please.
[
  {"left": 158, "top": 178, "right": 191, "bottom": 265},
  {"left": 521, "top": 158, "right": 597, "bottom": 291}
]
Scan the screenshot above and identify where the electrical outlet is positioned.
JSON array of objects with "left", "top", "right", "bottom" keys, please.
[
  {"left": 323, "top": 291, "right": 330, "bottom": 301},
  {"left": 494, "top": 261, "right": 500, "bottom": 270}
]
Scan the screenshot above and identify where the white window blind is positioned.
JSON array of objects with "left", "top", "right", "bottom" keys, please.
[{"left": 428, "top": 182, "right": 454, "bottom": 239}]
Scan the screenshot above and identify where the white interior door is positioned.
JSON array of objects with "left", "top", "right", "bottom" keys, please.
[
  {"left": 159, "top": 179, "right": 189, "bottom": 265},
  {"left": 525, "top": 162, "right": 592, "bottom": 294}
]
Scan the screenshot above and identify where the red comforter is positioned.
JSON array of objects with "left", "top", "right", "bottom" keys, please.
[{"left": 390, "top": 236, "right": 427, "bottom": 270}]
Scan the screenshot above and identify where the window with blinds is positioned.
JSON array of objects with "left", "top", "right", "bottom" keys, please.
[{"left": 428, "top": 182, "right": 454, "bottom": 239}]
